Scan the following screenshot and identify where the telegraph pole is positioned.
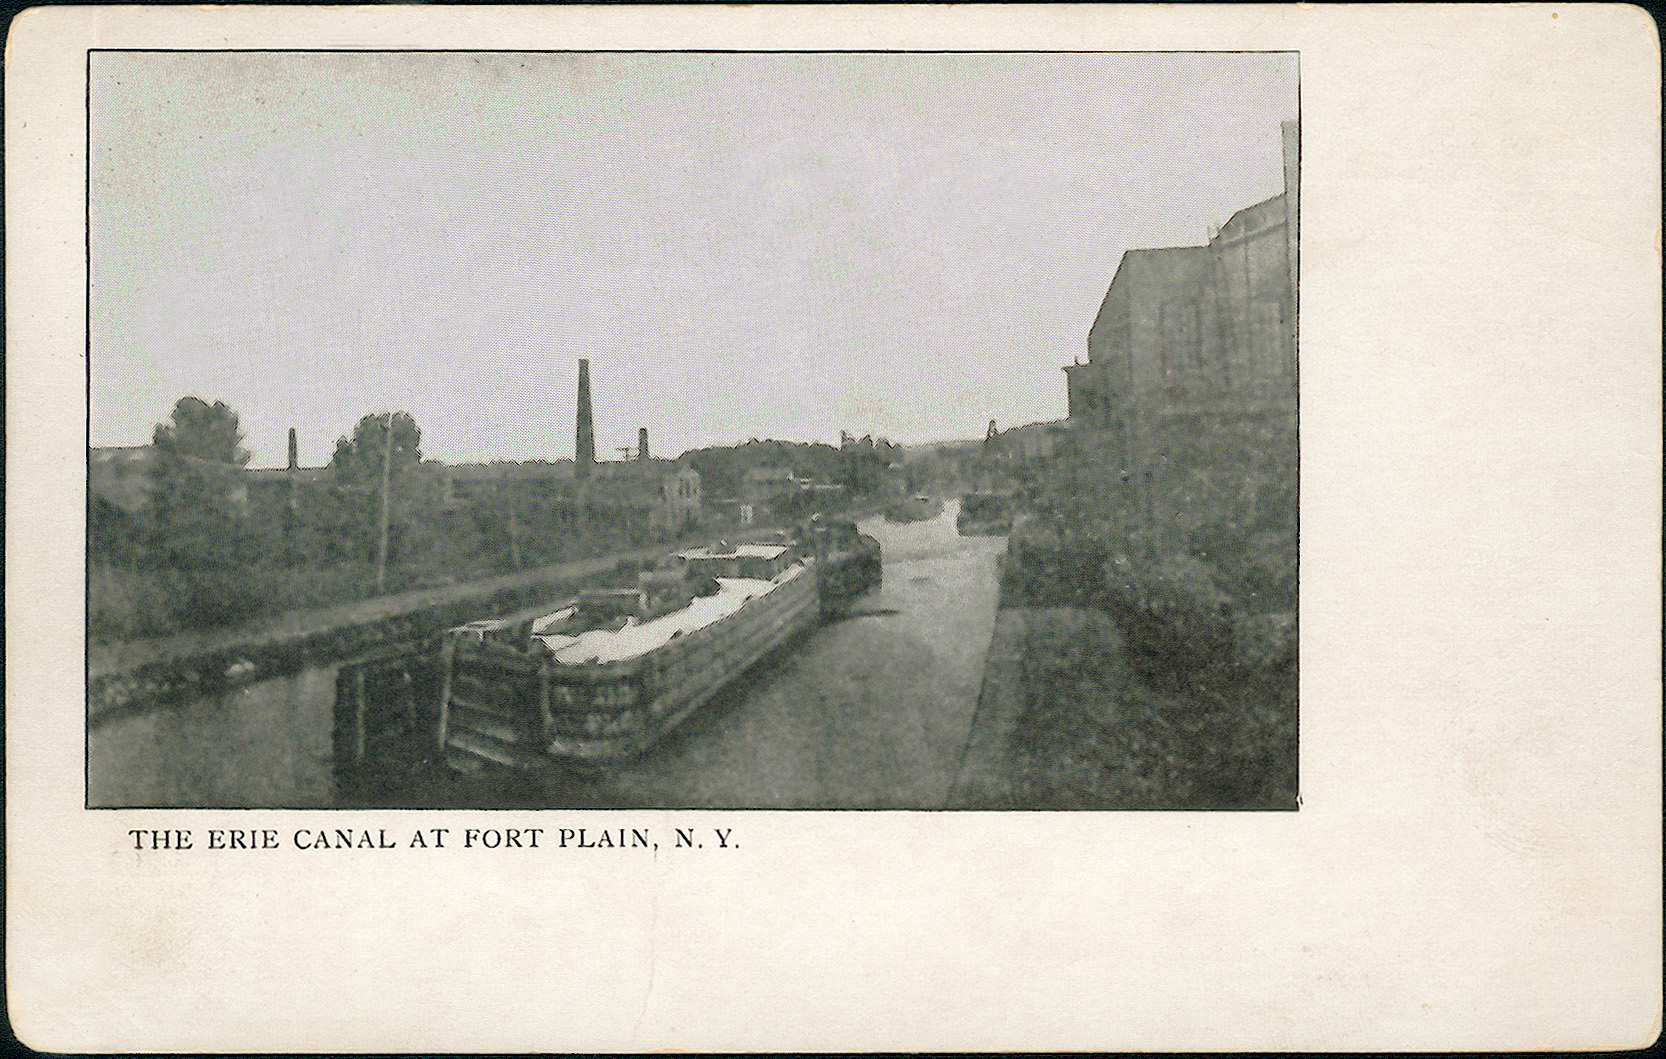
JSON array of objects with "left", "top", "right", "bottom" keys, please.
[
  {"left": 505, "top": 468, "right": 522, "bottom": 570},
  {"left": 375, "top": 411, "right": 394, "bottom": 593}
]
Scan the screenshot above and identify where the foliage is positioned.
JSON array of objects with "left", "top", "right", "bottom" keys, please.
[
  {"left": 683, "top": 439, "right": 838, "bottom": 498},
  {"left": 330, "top": 411, "right": 422, "bottom": 486},
  {"left": 147, "top": 397, "right": 254, "bottom": 570},
  {"left": 328, "top": 412, "right": 425, "bottom": 563},
  {"left": 997, "top": 397, "right": 1298, "bottom": 809},
  {"left": 836, "top": 445, "right": 889, "bottom": 495},
  {"left": 88, "top": 497, "right": 151, "bottom": 568},
  {"left": 88, "top": 563, "right": 278, "bottom": 639},
  {"left": 152, "top": 396, "right": 251, "bottom": 467},
  {"left": 94, "top": 403, "right": 912, "bottom": 642},
  {"left": 1008, "top": 607, "right": 1296, "bottom": 810},
  {"left": 682, "top": 434, "right": 901, "bottom": 501}
]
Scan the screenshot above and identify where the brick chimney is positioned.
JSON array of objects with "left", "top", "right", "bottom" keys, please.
[
  {"left": 638, "top": 427, "right": 649, "bottom": 461},
  {"left": 575, "top": 359, "right": 595, "bottom": 477}
]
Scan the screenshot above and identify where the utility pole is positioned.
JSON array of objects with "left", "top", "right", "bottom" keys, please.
[
  {"left": 284, "top": 426, "right": 299, "bottom": 567},
  {"left": 505, "top": 468, "right": 522, "bottom": 570},
  {"left": 375, "top": 411, "right": 394, "bottom": 593}
]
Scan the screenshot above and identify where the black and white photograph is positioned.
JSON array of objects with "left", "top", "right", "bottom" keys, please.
[{"left": 86, "top": 50, "right": 1300, "bottom": 810}]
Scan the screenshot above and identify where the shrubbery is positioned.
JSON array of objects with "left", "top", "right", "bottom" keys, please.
[{"left": 1001, "top": 404, "right": 1298, "bottom": 808}]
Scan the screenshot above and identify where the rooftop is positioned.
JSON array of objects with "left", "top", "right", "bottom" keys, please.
[{"left": 676, "top": 543, "right": 791, "bottom": 562}]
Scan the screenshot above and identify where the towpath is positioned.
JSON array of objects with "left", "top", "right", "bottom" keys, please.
[{"left": 88, "top": 542, "right": 681, "bottom": 682}]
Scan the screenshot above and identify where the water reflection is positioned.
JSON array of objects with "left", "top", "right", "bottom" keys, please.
[{"left": 89, "top": 664, "right": 339, "bottom": 808}]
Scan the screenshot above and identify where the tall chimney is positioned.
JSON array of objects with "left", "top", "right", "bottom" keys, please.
[
  {"left": 638, "top": 427, "right": 649, "bottom": 461},
  {"left": 575, "top": 359, "right": 595, "bottom": 477},
  {"left": 287, "top": 427, "right": 298, "bottom": 471}
]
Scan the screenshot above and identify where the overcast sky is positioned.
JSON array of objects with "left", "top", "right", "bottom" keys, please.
[{"left": 90, "top": 51, "right": 1296, "bottom": 468}]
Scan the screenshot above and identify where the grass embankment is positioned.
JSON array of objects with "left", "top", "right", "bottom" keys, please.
[{"left": 999, "top": 531, "right": 1297, "bottom": 810}]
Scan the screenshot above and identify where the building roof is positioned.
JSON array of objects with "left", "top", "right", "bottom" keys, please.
[
  {"left": 1214, "top": 193, "right": 1286, "bottom": 243},
  {"left": 88, "top": 445, "right": 153, "bottom": 462},
  {"left": 1116, "top": 244, "right": 1214, "bottom": 282},
  {"left": 443, "top": 460, "right": 576, "bottom": 481},
  {"left": 677, "top": 543, "right": 790, "bottom": 561}
]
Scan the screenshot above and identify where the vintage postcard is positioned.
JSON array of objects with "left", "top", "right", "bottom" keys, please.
[{"left": 7, "top": 4, "right": 1660, "bottom": 1052}]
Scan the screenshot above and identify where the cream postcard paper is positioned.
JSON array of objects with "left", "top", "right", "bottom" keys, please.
[{"left": 6, "top": 4, "right": 1661, "bottom": 1052}]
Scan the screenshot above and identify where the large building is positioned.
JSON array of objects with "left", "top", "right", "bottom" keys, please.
[
  {"left": 1067, "top": 121, "right": 1297, "bottom": 432},
  {"left": 1064, "top": 121, "right": 1298, "bottom": 543}
]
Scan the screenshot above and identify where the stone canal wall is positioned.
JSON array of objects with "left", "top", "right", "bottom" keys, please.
[{"left": 88, "top": 557, "right": 654, "bottom": 724}]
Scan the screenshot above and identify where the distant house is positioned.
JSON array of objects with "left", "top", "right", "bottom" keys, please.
[
  {"left": 741, "top": 465, "right": 801, "bottom": 502},
  {"left": 986, "top": 420, "right": 1069, "bottom": 461},
  {"left": 661, "top": 465, "right": 703, "bottom": 530},
  {"left": 588, "top": 458, "right": 703, "bottom": 532}
]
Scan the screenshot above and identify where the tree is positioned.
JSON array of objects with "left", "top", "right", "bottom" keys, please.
[
  {"left": 152, "top": 396, "right": 250, "bottom": 466},
  {"left": 148, "top": 397, "right": 252, "bottom": 570},
  {"left": 329, "top": 412, "right": 425, "bottom": 574},
  {"left": 330, "top": 411, "right": 422, "bottom": 485},
  {"left": 146, "top": 396, "right": 261, "bottom": 628}
]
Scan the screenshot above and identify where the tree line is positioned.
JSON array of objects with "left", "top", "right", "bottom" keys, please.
[
  {"left": 90, "top": 397, "right": 909, "bottom": 640},
  {"left": 90, "top": 398, "right": 656, "bottom": 637}
]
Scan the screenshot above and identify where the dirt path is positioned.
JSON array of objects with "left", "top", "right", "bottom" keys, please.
[{"left": 88, "top": 542, "right": 679, "bottom": 681}]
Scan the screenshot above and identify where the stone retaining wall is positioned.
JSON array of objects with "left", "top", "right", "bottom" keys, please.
[{"left": 87, "top": 566, "right": 629, "bottom": 723}]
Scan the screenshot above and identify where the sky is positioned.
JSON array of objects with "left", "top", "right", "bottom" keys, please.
[{"left": 90, "top": 51, "right": 1297, "bottom": 469}]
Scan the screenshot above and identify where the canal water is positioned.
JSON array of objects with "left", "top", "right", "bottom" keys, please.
[
  {"left": 89, "top": 664, "right": 341, "bottom": 808},
  {"left": 87, "top": 503, "right": 1008, "bottom": 809}
]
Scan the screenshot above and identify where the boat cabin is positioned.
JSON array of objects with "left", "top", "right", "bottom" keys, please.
[{"left": 674, "top": 542, "right": 797, "bottom": 582}]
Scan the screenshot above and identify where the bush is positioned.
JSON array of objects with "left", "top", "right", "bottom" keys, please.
[
  {"left": 89, "top": 564, "right": 181, "bottom": 641},
  {"left": 172, "top": 567, "right": 278, "bottom": 631},
  {"left": 1009, "top": 606, "right": 1297, "bottom": 810},
  {"left": 1100, "top": 552, "right": 1234, "bottom": 688}
]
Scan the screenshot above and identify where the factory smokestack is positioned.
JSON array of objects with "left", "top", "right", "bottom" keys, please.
[
  {"left": 287, "top": 427, "right": 298, "bottom": 471},
  {"left": 575, "top": 359, "right": 595, "bottom": 477},
  {"left": 638, "top": 427, "right": 649, "bottom": 461}
]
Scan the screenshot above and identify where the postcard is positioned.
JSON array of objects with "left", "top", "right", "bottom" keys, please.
[{"left": 7, "top": 4, "right": 1660, "bottom": 1052}]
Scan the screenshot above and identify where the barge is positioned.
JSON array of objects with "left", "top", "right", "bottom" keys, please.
[{"left": 437, "top": 518, "right": 880, "bottom": 768}]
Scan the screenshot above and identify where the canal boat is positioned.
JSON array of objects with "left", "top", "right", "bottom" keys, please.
[{"left": 437, "top": 519, "right": 879, "bottom": 768}]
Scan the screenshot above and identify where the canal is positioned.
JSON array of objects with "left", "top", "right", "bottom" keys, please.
[{"left": 88, "top": 503, "right": 1008, "bottom": 809}]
